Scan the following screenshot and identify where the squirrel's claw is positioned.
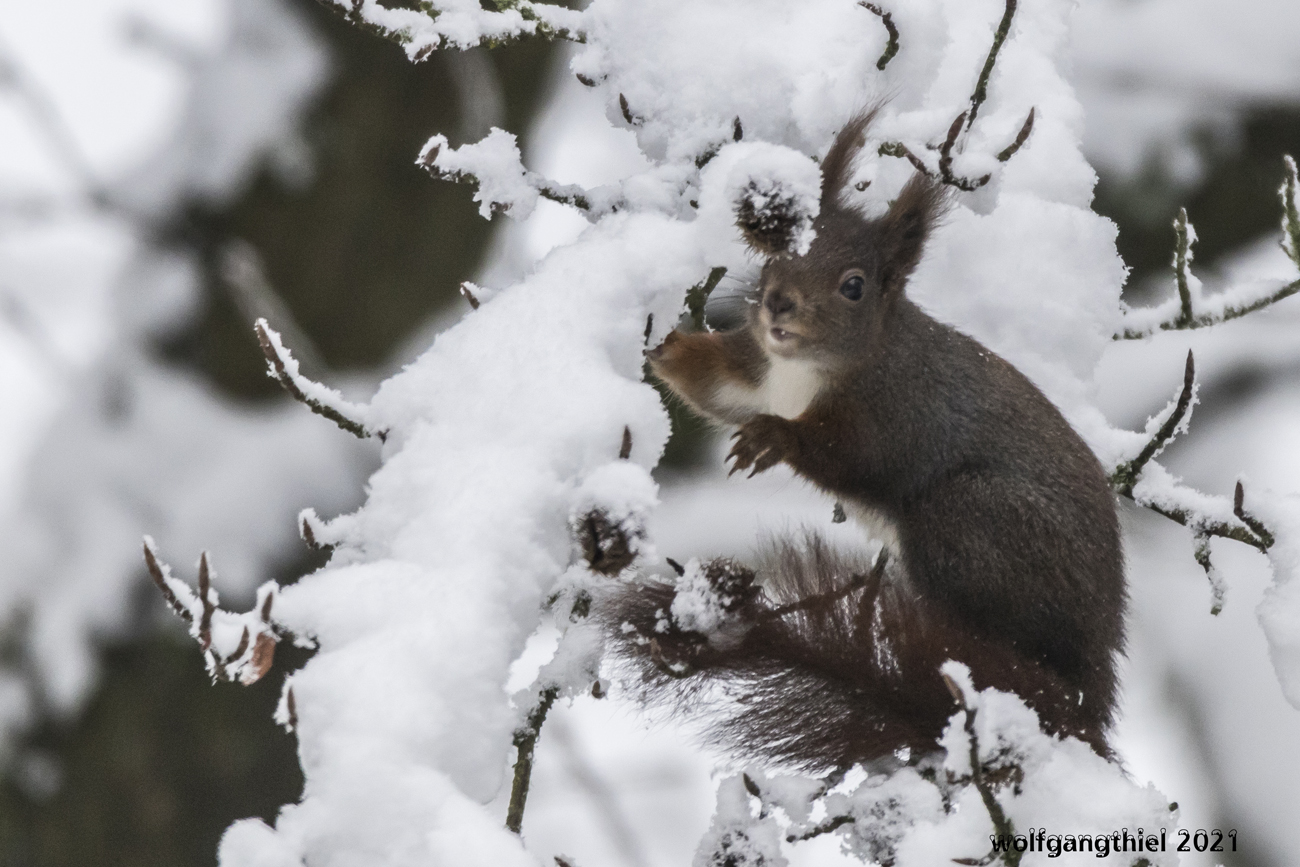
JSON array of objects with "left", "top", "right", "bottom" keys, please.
[{"left": 728, "top": 415, "right": 792, "bottom": 477}]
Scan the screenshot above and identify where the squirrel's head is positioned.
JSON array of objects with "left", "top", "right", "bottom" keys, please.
[{"left": 738, "top": 113, "right": 945, "bottom": 366}]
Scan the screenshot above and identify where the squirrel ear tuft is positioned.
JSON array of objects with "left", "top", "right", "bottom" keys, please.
[
  {"left": 819, "top": 110, "right": 878, "bottom": 210},
  {"left": 877, "top": 173, "right": 947, "bottom": 292}
]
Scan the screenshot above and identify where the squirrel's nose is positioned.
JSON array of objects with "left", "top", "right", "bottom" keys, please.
[{"left": 764, "top": 289, "right": 795, "bottom": 316}]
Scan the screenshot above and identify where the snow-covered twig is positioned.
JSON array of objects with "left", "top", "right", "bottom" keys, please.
[
  {"left": 876, "top": 0, "right": 1034, "bottom": 192},
  {"left": 419, "top": 131, "right": 617, "bottom": 220},
  {"left": 1107, "top": 352, "right": 1274, "bottom": 610},
  {"left": 312, "top": 0, "right": 584, "bottom": 61},
  {"left": 143, "top": 539, "right": 280, "bottom": 685},
  {"left": 254, "top": 318, "right": 382, "bottom": 441},
  {"left": 1118, "top": 159, "right": 1300, "bottom": 339},
  {"left": 1110, "top": 350, "right": 1197, "bottom": 498},
  {"left": 506, "top": 684, "right": 560, "bottom": 834},
  {"left": 942, "top": 669, "right": 1019, "bottom": 867},
  {"left": 1111, "top": 353, "right": 1273, "bottom": 554},
  {"left": 857, "top": 3, "right": 900, "bottom": 71}
]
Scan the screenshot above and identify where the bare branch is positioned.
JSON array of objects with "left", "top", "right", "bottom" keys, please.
[
  {"left": 1235, "top": 480, "right": 1276, "bottom": 548},
  {"left": 254, "top": 319, "right": 382, "bottom": 441},
  {"left": 939, "top": 111, "right": 991, "bottom": 192},
  {"left": 858, "top": 3, "right": 900, "bottom": 70},
  {"left": 198, "top": 553, "right": 214, "bottom": 651},
  {"left": 966, "top": 0, "right": 1018, "bottom": 133},
  {"left": 995, "top": 107, "right": 1035, "bottom": 162},
  {"left": 619, "top": 426, "right": 633, "bottom": 460},
  {"left": 507, "top": 684, "right": 560, "bottom": 833}
]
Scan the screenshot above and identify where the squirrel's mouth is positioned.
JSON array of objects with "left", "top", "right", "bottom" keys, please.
[{"left": 769, "top": 327, "right": 797, "bottom": 342}]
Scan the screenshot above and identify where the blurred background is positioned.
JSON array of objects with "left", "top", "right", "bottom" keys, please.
[{"left": 0, "top": 0, "right": 1297, "bottom": 864}]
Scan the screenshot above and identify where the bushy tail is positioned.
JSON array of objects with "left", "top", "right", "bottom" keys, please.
[{"left": 598, "top": 534, "right": 1103, "bottom": 771}]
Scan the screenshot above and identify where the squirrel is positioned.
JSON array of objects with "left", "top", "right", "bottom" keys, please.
[{"left": 598, "top": 112, "right": 1126, "bottom": 771}]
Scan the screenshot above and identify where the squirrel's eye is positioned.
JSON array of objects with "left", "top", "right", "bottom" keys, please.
[{"left": 839, "top": 274, "right": 865, "bottom": 301}]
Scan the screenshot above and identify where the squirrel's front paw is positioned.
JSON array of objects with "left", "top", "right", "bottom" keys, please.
[{"left": 728, "top": 414, "right": 795, "bottom": 477}]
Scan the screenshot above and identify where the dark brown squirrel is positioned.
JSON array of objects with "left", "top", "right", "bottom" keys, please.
[{"left": 599, "top": 113, "right": 1126, "bottom": 771}]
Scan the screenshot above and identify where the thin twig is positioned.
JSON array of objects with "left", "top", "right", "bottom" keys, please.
[
  {"left": 942, "top": 673, "right": 1022, "bottom": 867},
  {"left": 507, "top": 685, "right": 560, "bottom": 833},
  {"left": 858, "top": 3, "right": 900, "bottom": 70},
  {"left": 1173, "top": 209, "right": 1194, "bottom": 328},
  {"left": 878, "top": 141, "right": 932, "bottom": 176},
  {"left": 966, "top": 0, "right": 1018, "bottom": 133},
  {"left": 254, "top": 320, "right": 380, "bottom": 441},
  {"left": 938, "top": 112, "right": 991, "bottom": 191},
  {"left": 1110, "top": 350, "right": 1195, "bottom": 497},
  {"left": 198, "top": 553, "right": 214, "bottom": 651},
  {"left": 143, "top": 541, "right": 193, "bottom": 624},
  {"left": 1235, "top": 480, "right": 1275, "bottom": 548},
  {"left": 995, "top": 108, "right": 1035, "bottom": 162}
]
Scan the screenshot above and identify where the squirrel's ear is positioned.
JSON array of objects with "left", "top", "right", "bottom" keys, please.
[
  {"left": 819, "top": 110, "right": 877, "bottom": 210},
  {"left": 877, "top": 173, "right": 946, "bottom": 292}
]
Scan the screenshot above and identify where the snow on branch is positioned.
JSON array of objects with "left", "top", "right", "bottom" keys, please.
[
  {"left": 1118, "top": 158, "right": 1300, "bottom": 339},
  {"left": 703, "top": 663, "right": 1178, "bottom": 867},
  {"left": 419, "top": 129, "right": 617, "bottom": 220},
  {"left": 1108, "top": 351, "right": 1275, "bottom": 612},
  {"left": 875, "top": 0, "right": 1035, "bottom": 192},
  {"left": 143, "top": 538, "right": 279, "bottom": 685},
  {"left": 254, "top": 318, "right": 382, "bottom": 441},
  {"left": 312, "top": 0, "right": 584, "bottom": 60},
  {"left": 857, "top": 3, "right": 899, "bottom": 71}
]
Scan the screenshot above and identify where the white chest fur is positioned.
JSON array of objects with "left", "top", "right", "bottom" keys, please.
[{"left": 763, "top": 356, "right": 823, "bottom": 419}]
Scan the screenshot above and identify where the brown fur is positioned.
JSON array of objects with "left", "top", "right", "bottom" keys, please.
[
  {"left": 619, "top": 112, "right": 1126, "bottom": 770},
  {"left": 599, "top": 536, "right": 1103, "bottom": 771}
]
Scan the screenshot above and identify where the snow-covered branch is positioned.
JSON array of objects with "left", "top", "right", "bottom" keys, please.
[
  {"left": 875, "top": 0, "right": 1035, "bottom": 192},
  {"left": 143, "top": 539, "right": 280, "bottom": 685},
  {"left": 254, "top": 319, "right": 382, "bottom": 441},
  {"left": 1107, "top": 350, "right": 1275, "bottom": 612},
  {"left": 312, "top": 0, "right": 584, "bottom": 60},
  {"left": 700, "top": 663, "right": 1179, "bottom": 867},
  {"left": 1118, "top": 158, "right": 1300, "bottom": 339},
  {"left": 418, "top": 129, "right": 617, "bottom": 220}
]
